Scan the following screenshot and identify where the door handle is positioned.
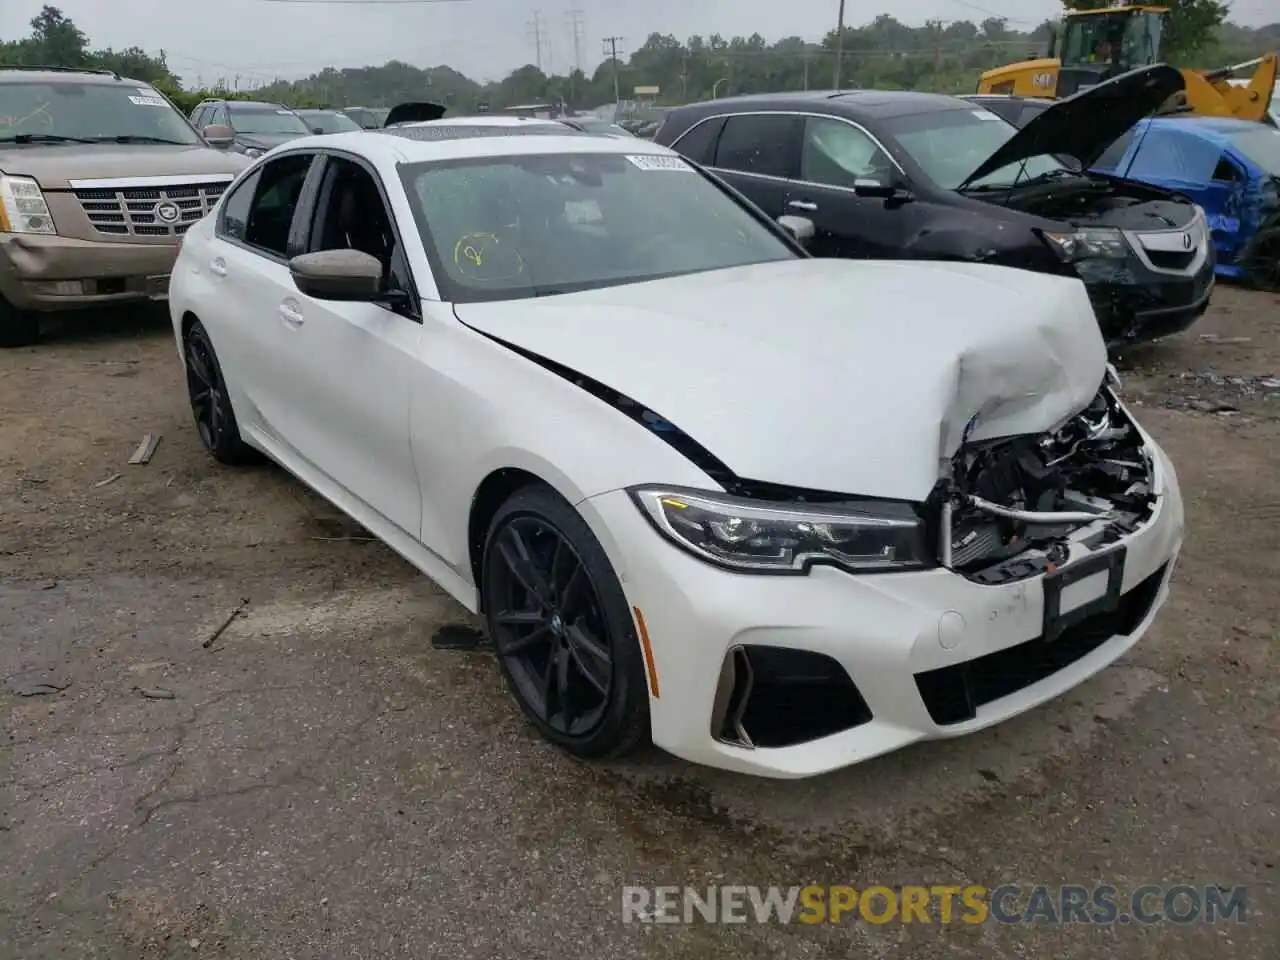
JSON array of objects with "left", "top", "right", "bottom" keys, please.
[
  {"left": 278, "top": 302, "right": 304, "bottom": 328},
  {"left": 208, "top": 257, "right": 227, "bottom": 277},
  {"left": 788, "top": 200, "right": 818, "bottom": 212}
]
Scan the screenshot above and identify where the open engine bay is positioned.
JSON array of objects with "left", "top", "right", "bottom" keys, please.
[{"left": 943, "top": 379, "right": 1156, "bottom": 585}]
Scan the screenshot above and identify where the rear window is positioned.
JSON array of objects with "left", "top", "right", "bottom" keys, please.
[
  {"left": 0, "top": 80, "right": 199, "bottom": 145},
  {"left": 228, "top": 104, "right": 310, "bottom": 136}
]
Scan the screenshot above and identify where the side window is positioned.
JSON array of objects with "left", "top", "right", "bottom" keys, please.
[
  {"left": 670, "top": 116, "right": 726, "bottom": 165},
  {"left": 190, "top": 106, "right": 207, "bottom": 129},
  {"left": 242, "top": 153, "right": 314, "bottom": 257},
  {"left": 1094, "top": 129, "right": 1135, "bottom": 170},
  {"left": 309, "top": 156, "right": 407, "bottom": 297},
  {"left": 217, "top": 169, "right": 261, "bottom": 242},
  {"left": 210, "top": 104, "right": 228, "bottom": 127},
  {"left": 714, "top": 115, "right": 802, "bottom": 179},
  {"left": 1212, "top": 155, "right": 1242, "bottom": 183},
  {"left": 800, "top": 117, "right": 896, "bottom": 188}
]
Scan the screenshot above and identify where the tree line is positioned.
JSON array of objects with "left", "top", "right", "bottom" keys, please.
[{"left": 1, "top": 4, "right": 1277, "bottom": 117}]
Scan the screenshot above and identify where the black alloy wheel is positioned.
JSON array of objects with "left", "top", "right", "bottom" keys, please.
[
  {"left": 1244, "top": 227, "right": 1280, "bottom": 292},
  {"left": 184, "top": 320, "right": 260, "bottom": 465},
  {"left": 482, "top": 485, "right": 649, "bottom": 758}
]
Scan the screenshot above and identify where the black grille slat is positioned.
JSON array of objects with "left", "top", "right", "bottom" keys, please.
[
  {"left": 72, "top": 181, "right": 231, "bottom": 238},
  {"left": 1146, "top": 250, "right": 1196, "bottom": 271},
  {"left": 915, "top": 563, "right": 1167, "bottom": 726}
]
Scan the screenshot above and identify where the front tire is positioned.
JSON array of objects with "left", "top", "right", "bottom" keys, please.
[
  {"left": 482, "top": 484, "right": 650, "bottom": 759},
  {"left": 183, "top": 319, "right": 260, "bottom": 465},
  {"left": 0, "top": 295, "right": 39, "bottom": 348}
]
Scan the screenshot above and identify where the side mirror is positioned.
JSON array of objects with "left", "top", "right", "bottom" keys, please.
[
  {"left": 312, "top": 126, "right": 325, "bottom": 135},
  {"left": 202, "top": 123, "right": 234, "bottom": 148},
  {"left": 853, "top": 178, "right": 913, "bottom": 202},
  {"left": 776, "top": 215, "right": 815, "bottom": 245},
  {"left": 289, "top": 249, "right": 382, "bottom": 301}
]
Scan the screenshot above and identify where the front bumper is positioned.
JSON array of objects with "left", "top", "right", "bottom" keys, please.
[
  {"left": 1081, "top": 248, "right": 1216, "bottom": 348},
  {"left": 580, "top": 445, "right": 1184, "bottom": 779},
  {"left": 0, "top": 233, "right": 177, "bottom": 312}
]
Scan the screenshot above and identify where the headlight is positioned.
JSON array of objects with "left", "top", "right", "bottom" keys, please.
[
  {"left": 0, "top": 175, "right": 56, "bottom": 235},
  {"left": 1041, "top": 227, "right": 1130, "bottom": 262},
  {"left": 628, "top": 486, "right": 932, "bottom": 574}
]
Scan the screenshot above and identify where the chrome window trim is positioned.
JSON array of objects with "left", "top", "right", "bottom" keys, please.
[{"left": 668, "top": 109, "right": 909, "bottom": 195}]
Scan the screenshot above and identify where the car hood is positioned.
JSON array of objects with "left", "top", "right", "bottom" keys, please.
[
  {"left": 236, "top": 132, "right": 307, "bottom": 150},
  {"left": 959, "top": 64, "right": 1186, "bottom": 189},
  {"left": 0, "top": 143, "right": 249, "bottom": 190},
  {"left": 453, "top": 259, "right": 1107, "bottom": 501},
  {"left": 384, "top": 102, "right": 447, "bottom": 126}
]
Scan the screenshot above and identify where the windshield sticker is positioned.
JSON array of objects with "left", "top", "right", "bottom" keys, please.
[
  {"left": 136, "top": 87, "right": 156, "bottom": 96},
  {"left": 129, "top": 95, "right": 168, "bottom": 107},
  {"left": 625, "top": 154, "right": 691, "bottom": 172},
  {"left": 971, "top": 110, "right": 1002, "bottom": 120}
]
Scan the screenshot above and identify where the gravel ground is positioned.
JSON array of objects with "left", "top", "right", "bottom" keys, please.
[{"left": 1, "top": 288, "right": 1277, "bottom": 959}]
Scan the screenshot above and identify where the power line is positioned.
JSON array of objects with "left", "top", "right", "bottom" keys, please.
[{"left": 602, "top": 35, "right": 623, "bottom": 103}]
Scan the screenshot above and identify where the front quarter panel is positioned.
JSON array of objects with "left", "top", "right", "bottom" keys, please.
[{"left": 410, "top": 305, "right": 720, "bottom": 589}]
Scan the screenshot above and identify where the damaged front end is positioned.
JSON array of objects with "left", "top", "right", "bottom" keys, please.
[{"left": 940, "top": 372, "right": 1156, "bottom": 585}]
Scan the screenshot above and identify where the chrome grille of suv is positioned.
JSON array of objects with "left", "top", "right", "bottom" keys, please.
[{"left": 72, "top": 181, "right": 230, "bottom": 237}]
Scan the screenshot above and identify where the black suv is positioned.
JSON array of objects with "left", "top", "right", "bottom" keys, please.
[
  {"left": 190, "top": 99, "right": 311, "bottom": 158},
  {"left": 655, "top": 65, "right": 1214, "bottom": 346}
]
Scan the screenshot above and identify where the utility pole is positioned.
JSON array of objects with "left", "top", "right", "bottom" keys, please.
[
  {"left": 528, "top": 11, "right": 544, "bottom": 72},
  {"left": 602, "top": 36, "right": 623, "bottom": 103},
  {"left": 679, "top": 53, "right": 688, "bottom": 101},
  {"left": 567, "top": 6, "right": 585, "bottom": 75},
  {"left": 833, "top": 0, "right": 846, "bottom": 89},
  {"left": 802, "top": 53, "right": 810, "bottom": 90}
]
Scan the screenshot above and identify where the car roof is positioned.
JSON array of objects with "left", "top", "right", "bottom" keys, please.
[
  {"left": 0, "top": 67, "right": 144, "bottom": 86},
  {"left": 959, "top": 94, "right": 1054, "bottom": 105},
  {"left": 228, "top": 100, "right": 291, "bottom": 110},
  {"left": 1142, "top": 115, "right": 1263, "bottom": 138},
  {"left": 278, "top": 127, "right": 674, "bottom": 166},
  {"left": 670, "top": 89, "right": 977, "bottom": 122}
]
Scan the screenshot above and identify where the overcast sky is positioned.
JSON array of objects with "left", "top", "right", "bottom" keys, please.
[{"left": 1, "top": 0, "right": 1274, "bottom": 86}]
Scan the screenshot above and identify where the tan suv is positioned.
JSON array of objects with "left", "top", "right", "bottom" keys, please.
[{"left": 0, "top": 66, "right": 250, "bottom": 346}]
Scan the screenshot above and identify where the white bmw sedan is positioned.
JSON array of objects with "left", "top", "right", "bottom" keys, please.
[{"left": 169, "top": 121, "right": 1184, "bottom": 779}]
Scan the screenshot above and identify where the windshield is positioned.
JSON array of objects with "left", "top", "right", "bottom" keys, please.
[
  {"left": 401, "top": 151, "right": 798, "bottom": 303},
  {"left": 1060, "top": 11, "right": 1161, "bottom": 68},
  {"left": 299, "top": 111, "right": 361, "bottom": 133},
  {"left": 576, "top": 119, "right": 633, "bottom": 136},
  {"left": 881, "top": 108, "right": 1070, "bottom": 190},
  {"left": 0, "top": 80, "right": 199, "bottom": 144},
  {"left": 1230, "top": 127, "right": 1280, "bottom": 175},
  {"left": 228, "top": 105, "right": 309, "bottom": 135}
]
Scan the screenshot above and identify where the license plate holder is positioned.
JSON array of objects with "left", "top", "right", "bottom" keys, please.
[{"left": 1042, "top": 547, "right": 1126, "bottom": 643}]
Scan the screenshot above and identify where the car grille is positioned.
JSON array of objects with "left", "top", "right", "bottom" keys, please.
[{"left": 72, "top": 181, "right": 230, "bottom": 237}]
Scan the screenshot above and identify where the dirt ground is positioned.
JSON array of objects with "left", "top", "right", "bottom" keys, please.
[{"left": 1, "top": 288, "right": 1277, "bottom": 959}]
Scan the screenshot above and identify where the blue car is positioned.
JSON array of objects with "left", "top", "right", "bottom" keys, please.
[{"left": 1091, "top": 116, "right": 1280, "bottom": 289}]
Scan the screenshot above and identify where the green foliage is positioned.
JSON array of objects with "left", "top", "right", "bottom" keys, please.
[
  {"left": 1060, "top": 0, "right": 1231, "bottom": 60},
  {"left": 0, "top": 3, "right": 1273, "bottom": 117}
]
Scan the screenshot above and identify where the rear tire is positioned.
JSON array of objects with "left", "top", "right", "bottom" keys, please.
[
  {"left": 481, "top": 484, "right": 650, "bottom": 760},
  {"left": 0, "top": 296, "right": 39, "bottom": 348},
  {"left": 183, "top": 319, "right": 260, "bottom": 465}
]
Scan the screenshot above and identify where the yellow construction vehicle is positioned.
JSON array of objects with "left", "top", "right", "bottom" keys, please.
[{"left": 976, "top": 3, "right": 1277, "bottom": 123}]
